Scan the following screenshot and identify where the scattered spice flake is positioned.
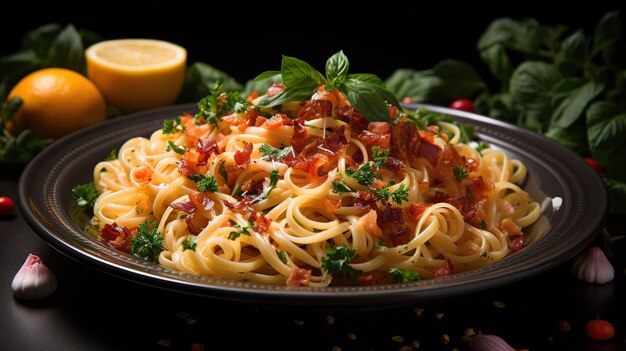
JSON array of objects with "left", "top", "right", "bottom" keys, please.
[
  {"left": 326, "top": 315, "right": 335, "bottom": 325},
  {"left": 441, "top": 334, "right": 450, "bottom": 344},
  {"left": 157, "top": 339, "right": 171, "bottom": 347},
  {"left": 391, "top": 335, "right": 405, "bottom": 343},
  {"left": 433, "top": 312, "right": 444, "bottom": 320},
  {"left": 559, "top": 320, "right": 572, "bottom": 332},
  {"left": 411, "top": 340, "right": 420, "bottom": 348},
  {"left": 292, "top": 319, "right": 304, "bottom": 326},
  {"left": 346, "top": 332, "right": 357, "bottom": 341},
  {"left": 186, "top": 317, "right": 197, "bottom": 325},
  {"left": 492, "top": 300, "right": 506, "bottom": 308},
  {"left": 190, "top": 343, "right": 204, "bottom": 351},
  {"left": 414, "top": 308, "right": 425, "bottom": 316}
]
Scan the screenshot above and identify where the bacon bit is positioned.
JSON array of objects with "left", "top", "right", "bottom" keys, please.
[
  {"left": 358, "top": 273, "right": 375, "bottom": 286},
  {"left": 368, "top": 122, "right": 392, "bottom": 135},
  {"left": 170, "top": 201, "right": 196, "bottom": 213},
  {"left": 101, "top": 223, "right": 132, "bottom": 252},
  {"left": 387, "top": 106, "right": 399, "bottom": 122},
  {"left": 178, "top": 159, "right": 197, "bottom": 176},
  {"left": 239, "top": 110, "right": 261, "bottom": 132},
  {"left": 291, "top": 118, "right": 308, "bottom": 151},
  {"left": 286, "top": 268, "right": 311, "bottom": 287},
  {"left": 419, "top": 142, "right": 441, "bottom": 165},
  {"left": 355, "top": 190, "right": 379, "bottom": 210},
  {"left": 465, "top": 158, "right": 479, "bottom": 172},
  {"left": 181, "top": 114, "right": 209, "bottom": 140},
  {"left": 185, "top": 214, "right": 201, "bottom": 235},
  {"left": 323, "top": 197, "right": 342, "bottom": 213},
  {"left": 405, "top": 202, "right": 430, "bottom": 222},
  {"left": 312, "top": 86, "right": 347, "bottom": 107},
  {"left": 261, "top": 114, "right": 287, "bottom": 130},
  {"left": 189, "top": 192, "right": 215, "bottom": 211},
  {"left": 336, "top": 106, "right": 368, "bottom": 132},
  {"left": 196, "top": 137, "right": 219, "bottom": 166},
  {"left": 241, "top": 179, "right": 264, "bottom": 198},
  {"left": 254, "top": 116, "right": 268, "bottom": 127},
  {"left": 250, "top": 211, "right": 272, "bottom": 233},
  {"left": 318, "top": 125, "right": 348, "bottom": 154},
  {"left": 418, "top": 130, "right": 435, "bottom": 144},
  {"left": 358, "top": 130, "right": 391, "bottom": 148},
  {"left": 132, "top": 165, "right": 153, "bottom": 185},
  {"left": 357, "top": 209, "right": 383, "bottom": 237},
  {"left": 508, "top": 236, "right": 525, "bottom": 252},
  {"left": 433, "top": 259, "right": 454, "bottom": 278},
  {"left": 297, "top": 100, "right": 333, "bottom": 120},
  {"left": 266, "top": 83, "right": 285, "bottom": 97},
  {"left": 234, "top": 143, "right": 253, "bottom": 170},
  {"left": 389, "top": 228, "right": 411, "bottom": 247},
  {"left": 291, "top": 153, "right": 330, "bottom": 180},
  {"left": 380, "top": 207, "right": 403, "bottom": 225},
  {"left": 246, "top": 91, "right": 259, "bottom": 103},
  {"left": 440, "top": 144, "right": 464, "bottom": 169},
  {"left": 468, "top": 176, "right": 490, "bottom": 199},
  {"left": 370, "top": 179, "right": 386, "bottom": 190},
  {"left": 386, "top": 157, "right": 407, "bottom": 174}
]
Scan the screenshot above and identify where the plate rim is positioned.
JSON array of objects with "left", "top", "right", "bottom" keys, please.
[{"left": 18, "top": 103, "right": 608, "bottom": 308}]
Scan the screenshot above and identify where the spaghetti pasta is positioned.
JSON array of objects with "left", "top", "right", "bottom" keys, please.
[{"left": 90, "top": 85, "right": 540, "bottom": 287}]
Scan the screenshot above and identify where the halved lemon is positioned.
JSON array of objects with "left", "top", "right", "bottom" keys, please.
[{"left": 85, "top": 39, "right": 187, "bottom": 112}]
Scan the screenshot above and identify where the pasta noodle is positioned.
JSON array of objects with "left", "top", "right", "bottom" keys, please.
[{"left": 90, "top": 86, "right": 541, "bottom": 287}]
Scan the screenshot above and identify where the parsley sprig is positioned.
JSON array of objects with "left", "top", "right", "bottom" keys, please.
[
  {"left": 188, "top": 174, "right": 218, "bottom": 192},
  {"left": 72, "top": 182, "right": 100, "bottom": 209},
  {"left": 229, "top": 222, "right": 253, "bottom": 240},
  {"left": 320, "top": 246, "right": 363, "bottom": 284},
  {"left": 259, "top": 144, "right": 292, "bottom": 162},
  {"left": 196, "top": 81, "right": 248, "bottom": 126},
  {"left": 131, "top": 220, "right": 164, "bottom": 262},
  {"left": 255, "top": 51, "right": 401, "bottom": 122}
]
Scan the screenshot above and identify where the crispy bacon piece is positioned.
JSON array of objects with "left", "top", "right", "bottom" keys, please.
[
  {"left": 185, "top": 214, "right": 201, "bottom": 235},
  {"left": 181, "top": 113, "right": 209, "bottom": 140},
  {"left": 357, "top": 273, "right": 375, "bottom": 286},
  {"left": 189, "top": 192, "right": 215, "bottom": 211},
  {"left": 101, "top": 223, "right": 133, "bottom": 252},
  {"left": 355, "top": 190, "right": 379, "bottom": 210},
  {"left": 386, "top": 157, "right": 407, "bottom": 174},
  {"left": 178, "top": 159, "right": 197, "bottom": 176},
  {"left": 358, "top": 130, "right": 390, "bottom": 148},
  {"left": 508, "top": 236, "right": 525, "bottom": 252},
  {"left": 368, "top": 122, "right": 391, "bottom": 135},
  {"left": 468, "top": 176, "right": 490, "bottom": 199},
  {"left": 405, "top": 202, "right": 430, "bottom": 222},
  {"left": 196, "top": 137, "right": 219, "bottom": 166},
  {"left": 261, "top": 114, "right": 288, "bottom": 130},
  {"left": 379, "top": 207, "right": 403, "bottom": 225},
  {"left": 266, "top": 83, "right": 285, "bottom": 97},
  {"left": 291, "top": 117, "right": 308, "bottom": 151},
  {"left": 291, "top": 153, "right": 330, "bottom": 180},
  {"left": 250, "top": 211, "right": 272, "bottom": 234},
  {"left": 336, "top": 106, "right": 368, "bottom": 132},
  {"left": 323, "top": 197, "right": 342, "bottom": 213},
  {"left": 389, "top": 228, "right": 411, "bottom": 247},
  {"left": 419, "top": 142, "right": 441, "bottom": 165},
  {"left": 169, "top": 201, "right": 196, "bottom": 213},
  {"left": 433, "top": 258, "right": 454, "bottom": 278},
  {"left": 286, "top": 268, "right": 311, "bottom": 287},
  {"left": 318, "top": 125, "right": 348, "bottom": 154},
  {"left": 234, "top": 143, "right": 253, "bottom": 170},
  {"left": 132, "top": 165, "right": 153, "bottom": 185},
  {"left": 246, "top": 91, "right": 259, "bottom": 102},
  {"left": 297, "top": 100, "right": 333, "bottom": 120}
]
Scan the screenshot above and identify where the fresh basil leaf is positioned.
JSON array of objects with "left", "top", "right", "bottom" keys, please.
[
  {"left": 603, "top": 176, "right": 626, "bottom": 214},
  {"left": 385, "top": 68, "right": 442, "bottom": 103},
  {"left": 280, "top": 55, "right": 324, "bottom": 88},
  {"left": 254, "top": 70, "right": 281, "bottom": 81},
  {"left": 433, "top": 59, "right": 486, "bottom": 100},
  {"left": 477, "top": 18, "right": 543, "bottom": 54},
  {"left": 545, "top": 122, "right": 589, "bottom": 155},
  {"left": 555, "top": 30, "right": 587, "bottom": 76},
  {"left": 0, "top": 51, "right": 42, "bottom": 95},
  {"left": 348, "top": 73, "right": 401, "bottom": 109},
  {"left": 340, "top": 78, "right": 390, "bottom": 122},
  {"left": 479, "top": 44, "right": 513, "bottom": 84},
  {"left": 549, "top": 78, "right": 604, "bottom": 129},
  {"left": 592, "top": 11, "right": 622, "bottom": 57},
  {"left": 256, "top": 85, "right": 317, "bottom": 107},
  {"left": 21, "top": 23, "right": 63, "bottom": 58},
  {"left": 48, "top": 24, "right": 85, "bottom": 72},
  {"left": 586, "top": 101, "right": 626, "bottom": 181},
  {"left": 326, "top": 50, "right": 349, "bottom": 87},
  {"left": 177, "top": 62, "right": 242, "bottom": 103}
]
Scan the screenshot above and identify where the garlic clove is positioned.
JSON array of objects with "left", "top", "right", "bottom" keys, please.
[
  {"left": 11, "top": 253, "right": 57, "bottom": 300},
  {"left": 471, "top": 334, "right": 516, "bottom": 351},
  {"left": 571, "top": 247, "right": 614, "bottom": 284}
]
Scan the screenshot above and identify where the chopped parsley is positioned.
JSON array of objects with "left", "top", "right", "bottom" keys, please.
[
  {"left": 162, "top": 116, "right": 183, "bottom": 134},
  {"left": 389, "top": 268, "right": 421, "bottom": 283},
  {"left": 374, "top": 184, "right": 409, "bottom": 205},
  {"left": 130, "top": 220, "right": 164, "bottom": 262},
  {"left": 453, "top": 165, "right": 469, "bottom": 181},
  {"left": 346, "top": 163, "right": 378, "bottom": 186},
  {"left": 277, "top": 251, "right": 288, "bottom": 264},
  {"left": 332, "top": 179, "right": 353, "bottom": 193},
  {"left": 105, "top": 148, "right": 118, "bottom": 161},
  {"left": 182, "top": 236, "right": 197, "bottom": 251},
  {"left": 267, "top": 169, "right": 279, "bottom": 196},
  {"left": 320, "top": 246, "right": 363, "bottom": 284},
  {"left": 371, "top": 146, "right": 389, "bottom": 168},
  {"left": 258, "top": 144, "right": 292, "bottom": 162},
  {"left": 476, "top": 142, "right": 490, "bottom": 154},
  {"left": 479, "top": 219, "right": 487, "bottom": 229},
  {"left": 187, "top": 174, "right": 218, "bottom": 192},
  {"left": 229, "top": 222, "right": 253, "bottom": 240},
  {"left": 167, "top": 141, "right": 186, "bottom": 155},
  {"left": 219, "top": 161, "right": 228, "bottom": 182},
  {"left": 196, "top": 81, "right": 247, "bottom": 126},
  {"left": 72, "top": 182, "right": 100, "bottom": 209}
]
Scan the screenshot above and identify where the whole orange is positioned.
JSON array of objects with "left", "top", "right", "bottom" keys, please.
[{"left": 6, "top": 68, "right": 107, "bottom": 139}]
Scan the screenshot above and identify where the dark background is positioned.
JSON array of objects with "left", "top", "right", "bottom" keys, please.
[{"left": 1, "top": 2, "right": 621, "bottom": 86}]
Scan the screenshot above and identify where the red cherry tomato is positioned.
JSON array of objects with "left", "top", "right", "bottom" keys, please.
[
  {"left": 585, "top": 319, "right": 615, "bottom": 341},
  {"left": 0, "top": 196, "right": 15, "bottom": 216},
  {"left": 585, "top": 157, "right": 602, "bottom": 173},
  {"left": 449, "top": 98, "right": 476, "bottom": 113}
]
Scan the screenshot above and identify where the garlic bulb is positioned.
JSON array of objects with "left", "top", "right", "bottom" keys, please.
[
  {"left": 471, "top": 334, "right": 516, "bottom": 351},
  {"left": 571, "top": 247, "right": 614, "bottom": 284},
  {"left": 11, "top": 253, "right": 57, "bottom": 300}
]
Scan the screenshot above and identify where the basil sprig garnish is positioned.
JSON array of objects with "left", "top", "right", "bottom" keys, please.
[{"left": 255, "top": 51, "right": 401, "bottom": 122}]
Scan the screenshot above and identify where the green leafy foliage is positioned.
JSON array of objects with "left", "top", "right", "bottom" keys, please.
[
  {"left": 72, "top": 182, "right": 100, "bottom": 209},
  {"left": 195, "top": 81, "right": 247, "bottom": 126},
  {"left": 177, "top": 62, "right": 242, "bottom": 103},
  {"left": 187, "top": 174, "right": 218, "bottom": 192},
  {"left": 131, "top": 220, "right": 164, "bottom": 262},
  {"left": 332, "top": 180, "right": 353, "bottom": 193},
  {"left": 346, "top": 162, "right": 378, "bottom": 186},
  {"left": 389, "top": 267, "right": 421, "bottom": 284},
  {"left": 320, "top": 246, "right": 363, "bottom": 283},
  {"left": 267, "top": 169, "right": 279, "bottom": 196},
  {"left": 386, "top": 10, "right": 626, "bottom": 214},
  {"left": 182, "top": 236, "right": 197, "bottom": 251},
  {"left": 258, "top": 144, "right": 292, "bottom": 161},
  {"left": 229, "top": 222, "right": 253, "bottom": 240}
]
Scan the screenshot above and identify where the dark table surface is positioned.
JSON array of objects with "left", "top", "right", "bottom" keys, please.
[{"left": 1, "top": 174, "right": 625, "bottom": 351}]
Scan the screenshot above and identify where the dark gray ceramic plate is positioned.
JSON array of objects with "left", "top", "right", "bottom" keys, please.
[{"left": 18, "top": 103, "right": 607, "bottom": 309}]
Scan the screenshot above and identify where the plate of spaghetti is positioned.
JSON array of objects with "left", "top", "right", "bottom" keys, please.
[{"left": 19, "top": 54, "right": 606, "bottom": 309}]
